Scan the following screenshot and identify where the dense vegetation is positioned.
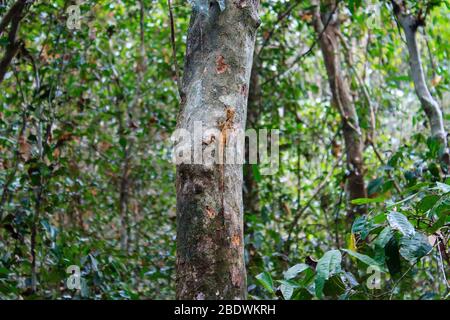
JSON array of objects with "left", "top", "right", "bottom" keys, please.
[{"left": 0, "top": 0, "right": 449, "bottom": 300}]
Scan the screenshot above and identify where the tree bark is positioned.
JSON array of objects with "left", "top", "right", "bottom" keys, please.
[
  {"left": 391, "top": 0, "right": 449, "bottom": 165},
  {"left": 313, "top": 0, "right": 367, "bottom": 218},
  {"left": 175, "top": 1, "right": 260, "bottom": 300},
  {"left": 0, "top": 0, "right": 27, "bottom": 84}
]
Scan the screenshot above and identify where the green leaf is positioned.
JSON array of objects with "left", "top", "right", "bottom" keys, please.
[
  {"left": 399, "top": 233, "right": 433, "bottom": 263},
  {"left": 323, "top": 275, "right": 346, "bottom": 298},
  {"left": 252, "top": 164, "right": 261, "bottom": 182},
  {"left": 385, "top": 237, "right": 402, "bottom": 276},
  {"left": 417, "top": 195, "right": 440, "bottom": 213},
  {"left": 387, "top": 211, "right": 415, "bottom": 237},
  {"left": 277, "top": 280, "right": 299, "bottom": 300},
  {"left": 374, "top": 227, "right": 394, "bottom": 248},
  {"left": 283, "top": 263, "right": 309, "bottom": 280},
  {"left": 430, "top": 194, "right": 450, "bottom": 218},
  {"left": 342, "top": 249, "right": 386, "bottom": 271},
  {"left": 351, "top": 216, "right": 367, "bottom": 234},
  {"left": 367, "top": 177, "right": 384, "bottom": 196},
  {"left": 280, "top": 283, "right": 293, "bottom": 300},
  {"left": 436, "top": 182, "right": 450, "bottom": 193},
  {"left": 351, "top": 216, "right": 375, "bottom": 240},
  {"left": 427, "top": 136, "right": 442, "bottom": 158},
  {"left": 372, "top": 213, "right": 387, "bottom": 224},
  {"left": 351, "top": 196, "right": 385, "bottom": 205},
  {"left": 428, "top": 214, "right": 448, "bottom": 233},
  {"left": 255, "top": 272, "right": 274, "bottom": 294},
  {"left": 315, "top": 250, "right": 342, "bottom": 299}
]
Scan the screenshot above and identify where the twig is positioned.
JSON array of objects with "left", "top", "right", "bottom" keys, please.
[
  {"left": 167, "top": 0, "right": 183, "bottom": 100},
  {"left": 285, "top": 153, "right": 344, "bottom": 251}
]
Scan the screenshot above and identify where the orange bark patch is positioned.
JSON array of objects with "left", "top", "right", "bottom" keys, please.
[
  {"left": 18, "top": 135, "right": 31, "bottom": 162},
  {"left": 231, "top": 234, "right": 241, "bottom": 247},
  {"left": 216, "top": 55, "right": 229, "bottom": 74},
  {"left": 205, "top": 206, "right": 216, "bottom": 219}
]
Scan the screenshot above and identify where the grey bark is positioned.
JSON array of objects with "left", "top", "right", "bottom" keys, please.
[
  {"left": 392, "top": 1, "right": 449, "bottom": 164},
  {"left": 313, "top": 0, "right": 367, "bottom": 218},
  {"left": 175, "top": 1, "right": 260, "bottom": 300}
]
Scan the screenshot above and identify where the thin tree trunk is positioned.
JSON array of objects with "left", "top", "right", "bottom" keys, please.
[
  {"left": 175, "top": 1, "right": 260, "bottom": 300},
  {"left": 0, "top": 0, "right": 30, "bottom": 84},
  {"left": 391, "top": 0, "right": 449, "bottom": 165},
  {"left": 313, "top": 0, "right": 367, "bottom": 219}
]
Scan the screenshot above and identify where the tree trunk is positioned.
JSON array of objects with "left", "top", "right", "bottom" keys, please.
[
  {"left": 391, "top": 0, "right": 449, "bottom": 165},
  {"left": 313, "top": 0, "right": 367, "bottom": 218},
  {"left": 175, "top": 1, "right": 260, "bottom": 300}
]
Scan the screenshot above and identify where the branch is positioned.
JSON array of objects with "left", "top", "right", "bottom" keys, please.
[
  {"left": 285, "top": 152, "right": 344, "bottom": 251},
  {"left": 167, "top": 0, "right": 183, "bottom": 101},
  {"left": 391, "top": 0, "right": 449, "bottom": 165},
  {"left": 0, "top": 0, "right": 30, "bottom": 83},
  {"left": 0, "top": 0, "right": 27, "bottom": 36}
]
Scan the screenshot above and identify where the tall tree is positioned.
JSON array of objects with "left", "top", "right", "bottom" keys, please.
[
  {"left": 175, "top": 0, "right": 260, "bottom": 299},
  {"left": 312, "top": 0, "right": 367, "bottom": 218},
  {"left": 391, "top": 0, "right": 449, "bottom": 165}
]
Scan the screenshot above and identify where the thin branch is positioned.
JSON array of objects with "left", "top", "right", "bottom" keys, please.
[
  {"left": 0, "top": 8, "right": 22, "bottom": 83},
  {"left": 167, "top": 0, "right": 183, "bottom": 100},
  {"left": 0, "top": 0, "right": 27, "bottom": 36},
  {"left": 285, "top": 153, "right": 344, "bottom": 251}
]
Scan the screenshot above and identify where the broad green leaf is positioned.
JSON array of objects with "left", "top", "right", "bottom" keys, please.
[
  {"left": 283, "top": 263, "right": 309, "bottom": 280},
  {"left": 367, "top": 177, "right": 384, "bottom": 196},
  {"left": 277, "top": 280, "right": 299, "bottom": 300},
  {"left": 351, "top": 216, "right": 376, "bottom": 240},
  {"left": 436, "top": 182, "right": 450, "bottom": 193},
  {"left": 417, "top": 195, "right": 440, "bottom": 213},
  {"left": 351, "top": 196, "right": 385, "bottom": 205},
  {"left": 315, "top": 250, "right": 342, "bottom": 299},
  {"left": 387, "top": 211, "right": 415, "bottom": 237},
  {"left": 372, "top": 213, "right": 387, "bottom": 224},
  {"left": 342, "top": 249, "right": 386, "bottom": 271},
  {"left": 399, "top": 233, "right": 433, "bottom": 263},
  {"left": 255, "top": 272, "right": 274, "bottom": 294},
  {"left": 280, "top": 283, "right": 293, "bottom": 300},
  {"left": 428, "top": 214, "right": 448, "bottom": 233},
  {"left": 430, "top": 194, "right": 450, "bottom": 218},
  {"left": 352, "top": 216, "right": 367, "bottom": 234},
  {"left": 374, "top": 227, "right": 394, "bottom": 248}
]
